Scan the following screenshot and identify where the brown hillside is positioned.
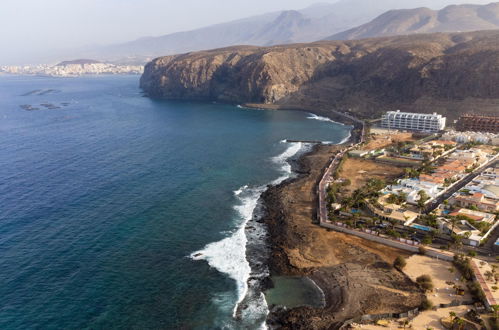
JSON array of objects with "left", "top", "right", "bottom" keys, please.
[
  {"left": 140, "top": 30, "right": 499, "bottom": 121},
  {"left": 327, "top": 3, "right": 499, "bottom": 41}
]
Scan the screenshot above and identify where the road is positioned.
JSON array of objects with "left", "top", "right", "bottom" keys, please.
[
  {"left": 424, "top": 158, "right": 498, "bottom": 214},
  {"left": 317, "top": 113, "right": 366, "bottom": 224}
]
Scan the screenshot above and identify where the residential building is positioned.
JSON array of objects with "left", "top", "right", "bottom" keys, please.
[
  {"left": 366, "top": 198, "right": 419, "bottom": 225},
  {"left": 408, "top": 140, "right": 456, "bottom": 161},
  {"left": 450, "top": 192, "right": 499, "bottom": 213},
  {"left": 448, "top": 208, "right": 496, "bottom": 224},
  {"left": 441, "top": 130, "right": 499, "bottom": 145},
  {"left": 456, "top": 114, "right": 499, "bottom": 133},
  {"left": 387, "top": 178, "right": 441, "bottom": 205},
  {"left": 380, "top": 110, "right": 446, "bottom": 132}
]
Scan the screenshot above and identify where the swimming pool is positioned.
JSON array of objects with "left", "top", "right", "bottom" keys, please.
[{"left": 411, "top": 224, "right": 433, "bottom": 232}]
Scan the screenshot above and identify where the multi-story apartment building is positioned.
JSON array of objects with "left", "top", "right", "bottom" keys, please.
[
  {"left": 456, "top": 114, "right": 499, "bottom": 133},
  {"left": 380, "top": 110, "right": 447, "bottom": 132}
]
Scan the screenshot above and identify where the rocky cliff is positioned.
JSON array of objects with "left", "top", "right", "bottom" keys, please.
[{"left": 140, "top": 30, "right": 499, "bottom": 120}]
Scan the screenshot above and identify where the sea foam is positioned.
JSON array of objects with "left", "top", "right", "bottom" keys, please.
[
  {"left": 307, "top": 113, "right": 352, "bottom": 145},
  {"left": 271, "top": 141, "right": 302, "bottom": 184},
  {"left": 190, "top": 141, "right": 305, "bottom": 329}
]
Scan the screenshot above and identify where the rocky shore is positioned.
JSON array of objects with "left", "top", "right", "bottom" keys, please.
[{"left": 260, "top": 141, "right": 424, "bottom": 329}]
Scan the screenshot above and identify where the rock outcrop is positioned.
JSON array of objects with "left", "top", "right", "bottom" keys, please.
[{"left": 140, "top": 30, "right": 499, "bottom": 120}]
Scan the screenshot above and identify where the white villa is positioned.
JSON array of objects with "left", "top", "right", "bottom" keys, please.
[{"left": 385, "top": 178, "right": 441, "bottom": 205}]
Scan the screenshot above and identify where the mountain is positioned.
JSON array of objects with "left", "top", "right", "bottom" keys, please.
[
  {"left": 327, "top": 2, "right": 499, "bottom": 40},
  {"left": 86, "top": 0, "right": 494, "bottom": 63},
  {"left": 140, "top": 30, "right": 499, "bottom": 121},
  {"left": 56, "top": 59, "right": 102, "bottom": 66}
]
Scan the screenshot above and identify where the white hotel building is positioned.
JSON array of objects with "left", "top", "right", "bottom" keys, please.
[{"left": 381, "top": 110, "right": 447, "bottom": 132}]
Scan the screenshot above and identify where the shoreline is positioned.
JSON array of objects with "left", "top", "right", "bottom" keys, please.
[{"left": 254, "top": 109, "right": 424, "bottom": 329}]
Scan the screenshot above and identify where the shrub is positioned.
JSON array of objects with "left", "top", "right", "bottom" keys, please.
[
  {"left": 468, "top": 282, "right": 486, "bottom": 303},
  {"left": 417, "top": 275, "right": 434, "bottom": 292},
  {"left": 453, "top": 254, "right": 474, "bottom": 281},
  {"left": 422, "top": 236, "right": 433, "bottom": 245},
  {"left": 467, "top": 250, "right": 477, "bottom": 257},
  {"left": 387, "top": 229, "right": 401, "bottom": 238},
  {"left": 394, "top": 256, "right": 407, "bottom": 270},
  {"left": 418, "top": 246, "right": 427, "bottom": 255},
  {"left": 420, "top": 298, "right": 433, "bottom": 310}
]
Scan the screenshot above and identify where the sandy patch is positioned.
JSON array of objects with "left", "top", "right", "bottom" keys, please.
[
  {"left": 355, "top": 305, "right": 472, "bottom": 329},
  {"left": 339, "top": 158, "right": 405, "bottom": 196},
  {"left": 404, "top": 255, "right": 472, "bottom": 306}
]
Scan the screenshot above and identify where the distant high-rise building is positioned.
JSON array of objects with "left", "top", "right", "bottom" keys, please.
[
  {"left": 456, "top": 114, "right": 499, "bottom": 133},
  {"left": 380, "top": 110, "right": 446, "bottom": 132}
]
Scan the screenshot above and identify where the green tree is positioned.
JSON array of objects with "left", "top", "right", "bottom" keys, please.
[
  {"left": 453, "top": 317, "right": 465, "bottom": 330},
  {"left": 417, "top": 190, "right": 429, "bottom": 211},
  {"left": 491, "top": 305, "right": 499, "bottom": 319}
]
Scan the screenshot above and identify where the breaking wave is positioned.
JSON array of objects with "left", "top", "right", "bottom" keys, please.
[{"left": 190, "top": 141, "right": 306, "bottom": 329}]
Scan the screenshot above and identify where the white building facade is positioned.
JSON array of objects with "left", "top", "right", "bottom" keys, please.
[{"left": 381, "top": 110, "right": 447, "bottom": 132}]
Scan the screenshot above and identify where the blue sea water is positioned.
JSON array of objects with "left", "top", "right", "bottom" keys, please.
[{"left": 0, "top": 75, "right": 351, "bottom": 329}]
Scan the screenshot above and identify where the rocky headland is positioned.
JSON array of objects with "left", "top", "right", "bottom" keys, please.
[
  {"left": 259, "top": 144, "right": 424, "bottom": 329},
  {"left": 140, "top": 30, "right": 499, "bottom": 121}
]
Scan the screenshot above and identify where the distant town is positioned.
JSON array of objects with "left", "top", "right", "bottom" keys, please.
[{"left": 0, "top": 59, "right": 144, "bottom": 77}]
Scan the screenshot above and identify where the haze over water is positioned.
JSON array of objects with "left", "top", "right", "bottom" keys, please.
[{"left": 0, "top": 75, "right": 350, "bottom": 329}]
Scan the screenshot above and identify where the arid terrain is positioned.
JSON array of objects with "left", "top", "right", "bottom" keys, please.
[
  {"left": 141, "top": 30, "right": 499, "bottom": 121},
  {"left": 262, "top": 145, "right": 424, "bottom": 329}
]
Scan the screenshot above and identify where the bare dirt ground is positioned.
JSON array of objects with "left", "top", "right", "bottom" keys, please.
[
  {"left": 404, "top": 255, "right": 472, "bottom": 306},
  {"left": 264, "top": 145, "right": 424, "bottom": 329},
  {"left": 363, "top": 132, "right": 415, "bottom": 151},
  {"left": 356, "top": 305, "right": 472, "bottom": 330},
  {"left": 339, "top": 158, "right": 405, "bottom": 196}
]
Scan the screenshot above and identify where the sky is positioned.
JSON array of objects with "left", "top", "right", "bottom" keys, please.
[
  {"left": 0, "top": 0, "right": 330, "bottom": 65},
  {"left": 0, "top": 0, "right": 495, "bottom": 65}
]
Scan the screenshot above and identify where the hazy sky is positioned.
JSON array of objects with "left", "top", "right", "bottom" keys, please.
[
  {"left": 0, "top": 0, "right": 330, "bottom": 64},
  {"left": 0, "top": 0, "right": 495, "bottom": 65}
]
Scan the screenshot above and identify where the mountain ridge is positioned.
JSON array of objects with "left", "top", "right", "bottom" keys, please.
[
  {"left": 327, "top": 2, "right": 499, "bottom": 40},
  {"left": 81, "top": 0, "right": 494, "bottom": 63},
  {"left": 140, "top": 30, "right": 499, "bottom": 121}
]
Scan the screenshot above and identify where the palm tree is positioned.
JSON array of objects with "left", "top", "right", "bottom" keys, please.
[
  {"left": 449, "top": 217, "right": 459, "bottom": 235},
  {"left": 417, "top": 190, "right": 429, "bottom": 211},
  {"left": 491, "top": 305, "right": 499, "bottom": 319},
  {"left": 352, "top": 213, "right": 360, "bottom": 228},
  {"left": 388, "top": 218, "right": 397, "bottom": 231},
  {"left": 454, "top": 317, "right": 465, "bottom": 330},
  {"left": 452, "top": 234, "right": 464, "bottom": 251}
]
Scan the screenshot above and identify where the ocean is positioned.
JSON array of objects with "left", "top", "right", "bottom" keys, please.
[{"left": 0, "top": 75, "right": 351, "bottom": 329}]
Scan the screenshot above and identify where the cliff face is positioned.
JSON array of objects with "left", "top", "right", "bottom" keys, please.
[{"left": 140, "top": 30, "right": 499, "bottom": 120}]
